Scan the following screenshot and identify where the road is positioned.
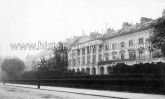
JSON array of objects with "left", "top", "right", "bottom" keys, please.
[
  {"left": 1, "top": 83, "right": 165, "bottom": 99},
  {"left": 0, "top": 85, "right": 116, "bottom": 99}
]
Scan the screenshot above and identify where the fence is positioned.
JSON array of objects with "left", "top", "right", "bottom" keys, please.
[{"left": 3, "top": 74, "right": 165, "bottom": 95}]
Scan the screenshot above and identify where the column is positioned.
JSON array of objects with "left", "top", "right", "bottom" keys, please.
[
  {"left": 96, "top": 45, "right": 99, "bottom": 63},
  {"left": 104, "top": 66, "right": 108, "bottom": 75},
  {"left": 85, "top": 47, "right": 88, "bottom": 65},
  {"left": 90, "top": 45, "right": 93, "bottom": 64},
  {"left": 80, "top": 48, "right": 82, "bottom": 66},
  {"left": 102, "top": 45, "right": 105, "bottom": 61},
  {"left": 90, "top": 67, "right": 92, "bottom": 75}
]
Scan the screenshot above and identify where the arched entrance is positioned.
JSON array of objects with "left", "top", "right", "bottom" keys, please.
[
  {"left": 92, "top": 67, "right": 96, "bottom": 75},
  {"left": 81, "top": 68, "right": 85, "bottom": 73},
  {"left": 77, "top": 68, "right": 80, "bottom": 72},
  {"left": 100, "top": 67, "right": 104, "bottom": 75},
  {"left": 86, "top": 68, "right": 90, "bottom": 75}
]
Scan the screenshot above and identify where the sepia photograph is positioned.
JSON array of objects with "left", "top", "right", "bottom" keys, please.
[{"left": 0, "top": 0, "right": 165, "bottom": 99}]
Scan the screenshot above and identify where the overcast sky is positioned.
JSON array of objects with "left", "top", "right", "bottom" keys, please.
[{"left": 0, "top": 0, "right": 165, "bottom": 60}]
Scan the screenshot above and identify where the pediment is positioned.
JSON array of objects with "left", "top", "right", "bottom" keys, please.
[{"left": 76, "top": 36, "right": 91, "bottom": 44}]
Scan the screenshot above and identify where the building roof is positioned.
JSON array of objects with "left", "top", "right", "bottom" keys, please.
[{"left": 68, "top": 16, "right": 161, "bottom": 51}]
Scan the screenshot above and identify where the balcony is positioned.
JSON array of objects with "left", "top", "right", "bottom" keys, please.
[{"left": 97, "top": 55, "right": 158, "bottom": 65}]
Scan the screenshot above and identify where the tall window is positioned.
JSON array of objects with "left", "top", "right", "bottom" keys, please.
[
  {"left": 112, "top": 43, "right": 116, "bottom": 50},
  {"left": 92, "top": 55, "right": 96, "bottom": 63},
  {"left": 72, "top": 59, "right": 76, "bottom": 66},
  {"left": 105, "top": 44, "right": 109, "bottom": 51},
  {"left": 104, "top": 53, "right": 109, "bottom": 61},
  {"left": 77, "top": 57, "right": 80, "bottom": 65},
  {"left": 139, "top": 51, "right": 143, "bottom": 59},
  {"left": 121, "top": 52, "right": 125, "bottom": 60},
  {"left": 92, "top": 45, "right": 96, "bottom": 53},
  {"left": 99, "top": 45, "right": 103, "bottom": 52},
  {"left": 99, "top": 54, "right": 102, "bottom": 62},
  {"left": 87, "top": 55, "right": 91, "bottom": 64},
  {"left": 82, "top": 56, "right": 85, "bottom": 65},
  {"left": 82, "top": 48, "right": 85, "bottom": 55},
  {"left": 77, "top": 49, "right": 80, "bottom": 56},
  {"left": 129, "top": 40, "right": 133, "bottom": 47},
  {"left": 112, "top": 51, "right": 117, "bottom": 60},
  {"left": 129, "top": 50, "right": 136, "bottom": 60},
  {"left": 139, "top": 38, "right": 144, "bottom": 44},
  {"left": 87, "top": 47, "right": 91, "bottom": 54}
]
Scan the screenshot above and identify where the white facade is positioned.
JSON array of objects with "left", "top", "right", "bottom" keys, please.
[{"left": 68, "top": 17, "right": 164, "bottom": 75}]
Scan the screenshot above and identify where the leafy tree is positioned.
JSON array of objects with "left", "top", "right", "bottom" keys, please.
[
  {"left": 37, "top": 42, "right": 68, "bottom": 79},
  {"left": 150, "top": 17, "right": 165, "bottom": 56},
  {"left": 1, "top": 58, "right": 25, "bottom": 79}
]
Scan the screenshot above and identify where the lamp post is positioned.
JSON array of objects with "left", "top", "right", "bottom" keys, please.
[{"left": 37, "top": 62, "right": 40, "bottom": 89}]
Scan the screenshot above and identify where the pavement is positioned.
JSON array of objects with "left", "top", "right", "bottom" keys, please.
[{"left": 1, "top": 83, "right": 165, "bottom": 99}]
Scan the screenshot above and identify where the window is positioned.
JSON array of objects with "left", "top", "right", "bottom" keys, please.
[
  {"left": 82, "top": 48, "right": 85, "bottom": 55},
  {"left": 129, "top": 51, "right": 136, "bottom": 60},
  {"left": 112, "top": 51, "right": 117, "bottom": 60},
  {"left": 104, "top": 53, "right": 109, "bottom": 61},
  {"left": 92, "top": 55, "right": 96, "bottom": 63},
  {"left": 87, "top": 55, "right": 91, "bottom": 64},
  {"left": 105, "top": 44, "right": 109, "bottom": 51},
  {"left": 129, "top": 40, "right": 133, "bottom": 47},
  {"left": 72, "top": 59, "right": 76, "bottom": 66},
  {"left": 139, "top": 51, "right": 143, "bottom": 59},
  {"left": 82, "top": 56, "right": 85, "bottom": 65},
  {"left": 99, "top": 45, "right": 103, "bottom": 52},
  {"left": 120, "top": 42, "right": 125, "bottom": 48},
  {"left": 121, "top": 52, "right": 125, "bottom": 60},
  {"left": 87, "top": 47, "right": 91, "bottom": 54},
  {"left": 112, "top": 43, "right": 116, "bottom": 50},
  {"left": 99, "top": 54, "right": 102, "bottom": 62},
  {"left": 77, "top": 49, "right": 80, "bottom": 56},
  {"left": 92, "top": 45, "right": 96, "bottom": 53},
  {"left": 77, "top": 57, "right": 80, "bottom": 65},
  {"left": 139, "top": 38, "right": 144, "bottom": 44}
]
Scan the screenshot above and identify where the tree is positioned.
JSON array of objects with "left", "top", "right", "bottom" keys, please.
[
  {"left": 1, "top": 58, "right": 25, "bottom": 79},
  {"left": 37, "top": 42, "right": 68, "bottom": 79},
  {"left": 150, "top": 17, "right": 165, "bottom": 56}
]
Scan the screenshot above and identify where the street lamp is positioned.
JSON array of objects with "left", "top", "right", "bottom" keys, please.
[{"left": 37, "top": 62, "right": 40, "bottom": 89}]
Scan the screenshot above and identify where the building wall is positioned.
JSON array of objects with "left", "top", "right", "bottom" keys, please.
[{"left": 68, "top": 24, "right": 164, "bottom": 75}]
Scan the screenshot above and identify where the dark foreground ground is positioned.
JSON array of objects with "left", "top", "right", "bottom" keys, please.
[
  {"left": 1, "top": 83, "right": 165, "bottom": 99},
  {"left": 0, "top": 84, "right": 116, "bottom": 99}
]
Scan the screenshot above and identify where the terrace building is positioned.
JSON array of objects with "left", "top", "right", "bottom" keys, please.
[{"left": 67, "top": 11, "right": 165, "bottom": 75}]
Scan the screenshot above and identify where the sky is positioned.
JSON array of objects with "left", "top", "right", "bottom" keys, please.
[{"left": 0, "top": 0, "right": 165, "bottom": 60}]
